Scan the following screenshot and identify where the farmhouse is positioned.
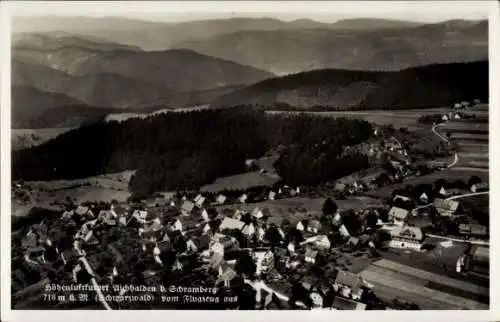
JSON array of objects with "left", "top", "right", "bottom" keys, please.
[
  {"left": 333, "top": 270, "right": 364, "bottom": 300},
  {"left": 419, "top": 192, "right": 429, "bottom": 204},
  {"left": 216, "top": 194, "right": 227, "bottom": 205},
  {"left": 181, "top": 200, "right": 195, "bottom": 215},
  {"left": 194, "top": 194, "right": 206, "bottom": 208},
  {"left": 307, "top": 220, "right": 321, "bottom": 234},
  {"left": 388, "top": 226, "right": 425, "bottom": 250},
  {"left": 388, "top": 207, "right": 409, "bottom": 226},
  {"left": 459, "top": 223, "right": 488, "bottom": 238},
  {"left": 331, "top": 297, "right": 367, "bottom": 310},
  {"left": 304, "top": 248, "right": 318, "bottom": 264},
  {"left": 219, "top": 217, "right": 245, "bottom": 232},
  {"left": 470, "top": 182, "right": 489, "bottom": 193},
  {"left": 433, "top": 198, "right": 460, "bottom": 217}
]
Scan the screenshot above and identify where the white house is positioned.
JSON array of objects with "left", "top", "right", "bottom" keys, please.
[
  {"left": 233, "top": 209, "right": 244, "bottom": 221},
  {"left": 202, "top": 223, "right": 211, "bottom": 235},
  {"left": 219, "top": 217, "right": 245, "bottom": 232},
  {"left": 306, "top": 235, "right": 331, "bottom": 249},
  {"left": 420, "top": 192, "right": 429, "bottom": 203},
  {"left": 172, "top": 219, "right": 183, "bottom": 232},
  {"left": 194, "top": 194, "right": 206, "bottom": 208},
  {"left": 201, "top": 209, "right": 210, "bottom": 222},
  {"left": 305, "top": 248, "right": 318, "bottom": 264},
  {"left": 296, "top": 221, "right": 305, "bottom": 231},
  {"left": 339, "top": 224, "right": 350, "bottom": 237},
  {"left": 186, "top": 239, "right": 198, "bottom": 253},
  {"left": 241, "top": 223, "right": 256, "bottom": 237},
  {"left": 216, "top": 194, "right": 227, "bottom": 205},
  {"left": 388, "top": 226, "right": 425, "bottom": 251},
  {"left": 470, "top": 182, "right": 489, "bottom": 193},
  {"left": 268, "top": 191, "right": 276, "bottom": 200},
  {"left": 251, "top": 207, "right": 265, "bottom": 219},
  {"left": 287, "top": 242, "right": 296, "bottom": 254},
  {"left": 307, "top": 220, "right": 321, "bottom": 234},
  {"left": 439, "top": 186, "right": 447, "bottom": 196},
  {"left": 239, "top": 194, "right": 248, "bottom": 204},
  {"left": 388, "top": 207, "right": 409, "bottom": 226},
  {"left": 442, "top": 115, "right": 449, "bottom": 121},
  {"left": 181, "top": 200, "right": 195, "bottom": 215}
]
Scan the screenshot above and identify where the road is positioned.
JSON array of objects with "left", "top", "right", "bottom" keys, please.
[{"left": 432, "top": 123, "right": 459, "bottom": 168}]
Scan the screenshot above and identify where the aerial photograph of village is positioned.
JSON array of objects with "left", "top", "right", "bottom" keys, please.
[{"left": 8, "top": 2, "right": 490, "bottom": 311}]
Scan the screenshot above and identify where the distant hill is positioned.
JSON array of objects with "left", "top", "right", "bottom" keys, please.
[
  {"left": 12, "top": 47, "right": 274, "bottom": 92},
  {"left": 12, "top": 32, "right": 142, "bottom": 51},
  {"left": 212, "top": 61, "right": 489, "bottom": 110},
  {"left": 330, "top": 18, "right": 422, "bottom": 30},
  {"left": 173, "top": 20, "right": 488, "bottom": 75},
  {"left": 11, "top": 85, "right": 87, "bottom": 128},
  {"left": 12, "top": 16, "right": 423, "bottom": 50},
  {"left": 12, "top": 59, "right": 174, "bottom": 108}
]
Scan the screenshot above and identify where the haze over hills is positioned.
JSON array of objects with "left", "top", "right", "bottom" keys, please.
[
  {"left": 212, "top": 61, "right": 489, "bottom": 110},
  {"left": 12, "top": 16, "right": 424, "bottom": 50},
  {"left": 12, "top": 32, "right": 142, "bottom": 51},
  {"left": 12, "top": 46, "right": 274, "bottom": 91},
  {"left": 173, "top": 20, "right": 488, "bottom": 75}
]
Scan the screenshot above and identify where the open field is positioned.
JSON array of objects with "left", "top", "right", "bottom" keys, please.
[
  {"left": 360, "top": 259, "right": 488, "bottom": 310},
  {"left": 459, "top": 194, "right": 489, "bottom": 213},
  {"left": 11, "top": 127, "right": 75, "bottom": 150},
  {"left": 12, "top": 171, "right": 134, "bottom": 217},
  {"left": 267, "top": 108, "right": 454, "bottom": 128},
  {"left": 104, "top": 105, "right": 210, "bottom": 123},
  {"left": 200, "top": 171, "right": 280, "bottom": 193}
]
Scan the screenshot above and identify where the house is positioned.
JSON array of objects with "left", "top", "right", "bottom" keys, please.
[
  {"left": 459, "top": 223, "right": 488, "bottom": 237},
  {"left": 442, "top": 114, "right": 449, "bottom": 121},
  {"left": 307, "top": 220, "right": 321, "bottom": 234},
  {"left": 419, "top": 192, "right": 429, "bottom": 204},
  {"left": 332, "top": 212, "right": 342, "bottom": 224},
  {"left": 454, "top": 103, "right": 462, "bottom": 109},
  {"left": 334, "top": 183, "right": 346, "bottom": 192},
  {"left": 287, "top": 242, "right": 296, "bottom": 254},
  {"left": 216, "top": 262, "right": 237, "bottom": 287},
  {"left": 211, "top": 233, "right": 240, "bottom": 253},
  {"left": 389, "top": 226, "right": 425, "bottom": 250},
  {"left": 194, "top": 194, "right": 206, "bottom": 208},
  {"left": 439, "top": 186, "right": 447, "bottom": 196},
  {"left": 75, "top": 206, "right": 94, "bottom": 218},
  {"left": 339, "top": 224, "right": 350, "bottom": 237},
  {"left": 253, "top": 207, "right": 271, "bottom": 220},
  {"left": 333, "top": 270, "right": 364, "bottom": 300},
  {"left": 253, "top": 249, "right": 274, "bottom": 276},
  {"left": 346, "top": 236, "right": 360, "bottom": 248},
  {"left": 304, "top": 248, "right": 318, "bottom": 264},
  {"left": 186, "top": 239, "right": 199, "bottom": 253},
  {"left": 172, "top": 258, "right": 183, "bottom": 271},
  {"left": 200, "top": 209, "right": 210, "bottom": 222},
  {"left": 453, "top": 113, "right": 461, "bottom": 120},
  {"left": 268, "top": 191, "right": 276, "bottom": 200},
  {"left": 172, "top": 219, "right": 183, "bottom": 232},
  {"left": 219, "top": 217, "right": 245, "bottom": 232},
  {"left": 311, "top": 235, "right": 331, "bottom": 249},
  {"left": 61, "top": 210, "right": 74, "bottom": 219},
  {"left": 388, "top": 207, "right": 409, "bottom": 226},
  {"left": 232, "top": 209, "right": 244, "bottom": 221},
  {"left": 132, "top": 209, "right": 149, "bottom": 224},
  {"left": 433, "top": 198, "right": 460, "bottom": 217},
  {"left": 331, "top": 296, "right": 367, "bottom": 310},
  {"left": 296, "top": 221, "right": 305, "bottom": 231},
  {"left": 241, "top": 223, "right": 256, "bottom": 236},
  {"left": 216, "top": 194, "right": 227, "bottom": 205},
  {"left": 181, "top": 200, "right": 195, "bottom": 215},
  {"left": 239, "top": 194, "right": 248, "bottom": 204},
  {"left": 470, "top": 182, "right": 489, "bottom": 193}
]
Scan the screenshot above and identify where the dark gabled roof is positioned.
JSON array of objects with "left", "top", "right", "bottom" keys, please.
[
  {"left": 332, "top": 296, "right": 366, "bottom": 310},
  {"left": 334, "top": 270, "right": 362, "bottom": 289}
]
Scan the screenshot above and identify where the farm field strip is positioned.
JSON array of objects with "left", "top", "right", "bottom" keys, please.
[
  {"left": 373, "top": 260, "right": 489, "bottom": 296},
  {"left": 360, "top": 267, "right": 488, "bottom": 310},
  {"left": 450, "top": 133, "right": 488, "bottom": 141},
  {"left": 457, "top": 152, "right": 489, "bottom": 160},
  {"left": 441, "top": 122, "right": 489, "bottom": 131},
  {"left": 450, "top": 167, "right": 489, "bottom": 173},
  {"left": 456, "top": 160, "right": 489, "bottom": 169}
]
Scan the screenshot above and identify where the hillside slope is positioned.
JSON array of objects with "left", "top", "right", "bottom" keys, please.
[
  {"left": 174, "top": 20, "right": 488, "bottom": 75},
  {"left": 212, "top": 61, "right": 489, "bottom": 110},
  {"left": 11, "top": 86, "right": 87, "bottom": 128},
  {"left": 12, "top": 47, "right": 274, "bottom": 92},
  {"left": 12, "top": 32, "right": 142, "bottom": 51},
  {"left": 12, "top": 59, "right": 174, "bottom": 108}
]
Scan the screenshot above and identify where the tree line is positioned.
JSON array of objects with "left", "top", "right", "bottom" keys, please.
[{"left": 13, "top": 107, "right": 372, "bottom": 195}]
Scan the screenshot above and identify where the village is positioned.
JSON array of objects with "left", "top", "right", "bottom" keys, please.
[{"left": 10, "top": 100, "right": 489, "bottom": 311}]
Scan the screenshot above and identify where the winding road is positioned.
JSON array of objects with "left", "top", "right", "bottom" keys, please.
[{"left": 432, "top": 123, "right": 459, "bottom": 168}]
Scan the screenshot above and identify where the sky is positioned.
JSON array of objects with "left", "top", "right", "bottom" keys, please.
[{"left": 4, "top": 1, "right": 491, "bottom": 23}]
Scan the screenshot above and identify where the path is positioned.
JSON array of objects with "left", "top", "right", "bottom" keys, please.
[
  {"left": 432, "top": 123, "right": 459, "bottom": 168},
  {"left": 426, "top": 233, "right": 489, "bottom": 246}
]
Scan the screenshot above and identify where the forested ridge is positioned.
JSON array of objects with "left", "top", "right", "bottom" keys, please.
[{"left": 12, "top": 108, "right": 373, "bottom": 194}]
